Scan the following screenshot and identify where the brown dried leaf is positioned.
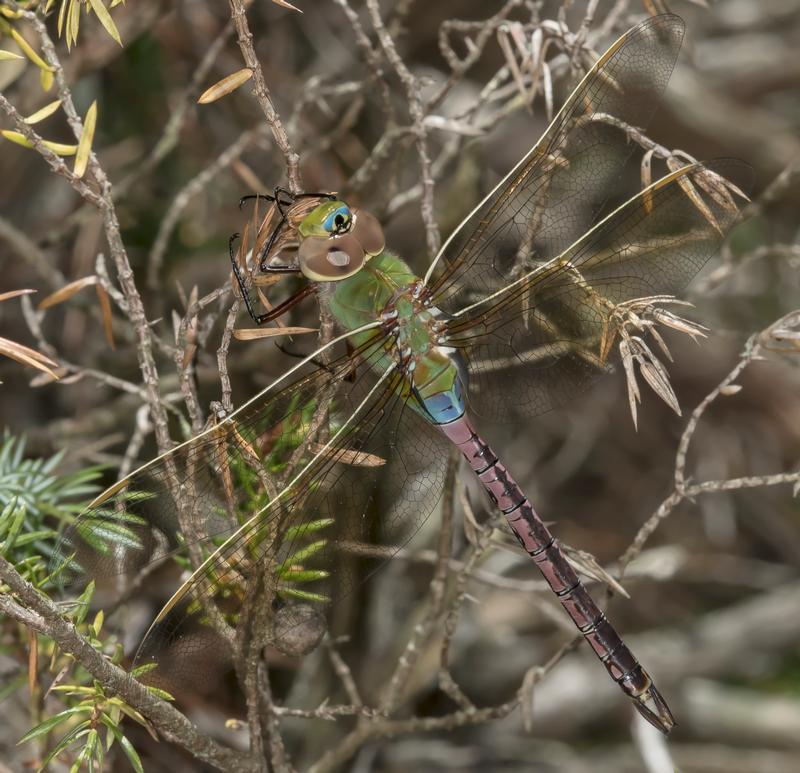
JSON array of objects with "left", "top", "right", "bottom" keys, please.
[
  {"left": 94, "top": 283, "right": 115, "bottom": 350},
  {"left": 308, "top": 443, "right": 385, "bottom": 468},
  {"left": 198, "top": 68, "right": 253, "bottom": 104},
  {"left": 271, "top": 0, "right": 303, "bottom": 11},
  {"left": 0, "top": 288, "right": 36, "bottom": 303},
  {"left": 619, "top": 339, "right": 640, "bottom": 430},
  {"left": 232, "top": 159, "right": 269, "bottom": 193},
  {"left": 648, "top": 325, "right": 673, "bottom": 362},
  {"left": 30, "top": 367, "right": 71, "bottom": 387},
  {"left": 640, "top": 148, "right": 655, "bottom": 213},
  {"left": 233, "top": 326, "right": 318, "bottom": 340},
  {"left": 687, "top": 173, "right": 736, "bottom": 217},
  {"left": 38, "top": 275, "right": 98, "bottom": 309},
  {"left": 27, "top": 629, "right": 38, "bottom": 698},
  {"left": 653, "top": 308, "right": 707, "bottom": 340},
  {"left": 719, "top": 384, "right": 742, "bottom": 396},
  {"left": 668, "top": 158, "right": 722, "bottom": 235},
  {"left": 0, "top": 336, "right": 59, "bottom": 378},
  {"left": 635, "top": 341, "right": 681, "bottom": 415}
]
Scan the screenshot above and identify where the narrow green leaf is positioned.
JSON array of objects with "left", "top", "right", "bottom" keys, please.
[
  {"left": 278, "top": 587, "right": 329, "bottom": 603},
  {"left": 278, "top": 569, "right": 329, "bottom": 583},
  {"left": 283, "top": 518, "right": 334, "bottom": 541},
  {"left": 118, "top": 734, "right": 144, "bottom": 773},
  {"left": 279, "top": 539, "right": 326, "bottom": 569},
  {"left": 38, "top": 723, "right": 91, "bottom": 770},
  {"left": 99, "top": 716, "right": 144, "bottom": 773},
  {"left": 0, "top": 49, "right": 24, "bottom": 61},
  {"left": 17, "top": 706, "right": 88, "bottom": 744}
]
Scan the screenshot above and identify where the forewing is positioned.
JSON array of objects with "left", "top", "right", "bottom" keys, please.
[
  {"left": 426, "top": 14, "right": 685, "bottom": 313},
  {"left": 445, "top": 161, "right": 749, "bottom": 421}
]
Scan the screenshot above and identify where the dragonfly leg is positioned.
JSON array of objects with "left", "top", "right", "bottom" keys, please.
[{"left": 438, "top": 413, "right": 675, "bottom": 733}]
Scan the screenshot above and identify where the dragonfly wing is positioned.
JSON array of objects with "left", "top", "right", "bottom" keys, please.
[
  {"left": 425, "top": 14, "right": 685, "bottom": 313},
  {"left": 445, "top": 160, "right": 750, "bottom": 420},
  {"left": 52, "top": 334, "right": 451, "bottom": 702}
]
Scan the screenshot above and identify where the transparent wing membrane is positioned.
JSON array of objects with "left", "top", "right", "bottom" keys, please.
[
  {"left": 446, "top": 160, "right": 749, "bottom": 420},
  {"left": 53, "top": 333, "right": 451, "bottom": 699},
  {"left": 426, "top": 15, "right": 685, "bottom": 314}
]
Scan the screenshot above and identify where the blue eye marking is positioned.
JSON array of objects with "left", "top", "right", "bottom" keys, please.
[{"left": 323, "top": 205, "right": 352, "bottom": 234}]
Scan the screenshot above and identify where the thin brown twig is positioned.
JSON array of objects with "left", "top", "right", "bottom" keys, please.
[{"left": 228, "top": 0, "right": 301, "bottom": 193}]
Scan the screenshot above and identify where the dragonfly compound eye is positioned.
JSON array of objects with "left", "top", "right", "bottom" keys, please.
[
  {"left": 323, "top": 205, "right": 352, "bottom": 235},
  {"left": 299, "top": 232, "right": 366, "bottom": 281}
]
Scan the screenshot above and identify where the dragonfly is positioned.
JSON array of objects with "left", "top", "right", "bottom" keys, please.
[{"left": 54, "top": 14, "right": 748, "bottom": 734}]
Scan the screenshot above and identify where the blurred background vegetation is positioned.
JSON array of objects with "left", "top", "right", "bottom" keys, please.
[{"left": 1, "top": 0, "right": 799, "bottom": 771}]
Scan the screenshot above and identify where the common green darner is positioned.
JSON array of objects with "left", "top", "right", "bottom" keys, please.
[{"left": 55, "top": 14, "right": 748, "bottom": 734}]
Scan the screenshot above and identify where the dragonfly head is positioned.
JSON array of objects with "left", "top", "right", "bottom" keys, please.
[{"left": 297, "top": 198, "right": 384, "bottom": 282}]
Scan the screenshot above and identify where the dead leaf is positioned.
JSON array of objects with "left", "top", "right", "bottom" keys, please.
[
  {"left": 94, "top": 283, "right": 115, "bottom": 349},
  {"left": 38, "top": 275, "right": 98, "bottom": 309},
  {"left": 0, "top": 336, "right": 59, "bottom": 378},
  {"left": 0, "top": 288, "right": 36, "bottom": 303},
  {"left": 233, "top": 326, "right": 318, "bottom": 340},
  {"left": 271, "top": 0, "right": 303, "bottom": 12},
  {"left": 198, "top": 69, "right": 253, "bottom": 104}
]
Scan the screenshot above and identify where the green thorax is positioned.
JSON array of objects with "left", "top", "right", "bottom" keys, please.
[
  {"left": 328, "top": 251, "right": 465, "bottom": 424},
  {"left": 329, "top": 251, "right": 417, "bottom": 332}
]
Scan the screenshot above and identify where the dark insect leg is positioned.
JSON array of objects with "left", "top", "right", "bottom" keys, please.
[
  {"left": 229, "top": 231, "right": 306, "bottom": 325},
  {"left": 249, "top": 283, "right": 317, "bottom": 326}
]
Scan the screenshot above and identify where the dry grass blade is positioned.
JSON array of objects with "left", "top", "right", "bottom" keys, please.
[
  {"left": 653, "top": 307, "right": 708, "bottom": 340},
  {"left": 94, "top": 283, "right": 115, "bottom": 350},
  {"left": 0, "top": 289, "right": 36, "bottom": 303},
  {"left": 497, "top": 26, "right": 530, "bottom": 107},
  {"left": 232, "top": 159, "right": 269, "bottom": 193},
  {"left": 198, "top": 69, "right": 253, "bottom": 104},
  {"left": 0, "top": 336, "right": 59, "bottom": 378},
  {"left": 233, "top": 326, "right": 318, "bottom": 340},
  {"left": 667, "top": 158, "right": 722, "bottom": 235},
  {"left": 692, "top": 168, "right": 741, "bottom": 213},
  {"left": 620, "top": 338, "right": 641, "bottom": 430},
  {"left": 271, "top": 0, "right": 303, "bottom": 11},
  {"left": 648, "top": 325, "right": 673, "bottom": 362},
  {"left": 307, "top": 443, "right": 385, "bottom": 467},
  {"left": 641, "top": 148, "right": 655, "bottom": 213},
  {"left": 38, "top": 275, "right": 98, "bottom": 309},
  {"left": 633, "top": 337, "right": 681, "bottom": 415}
]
